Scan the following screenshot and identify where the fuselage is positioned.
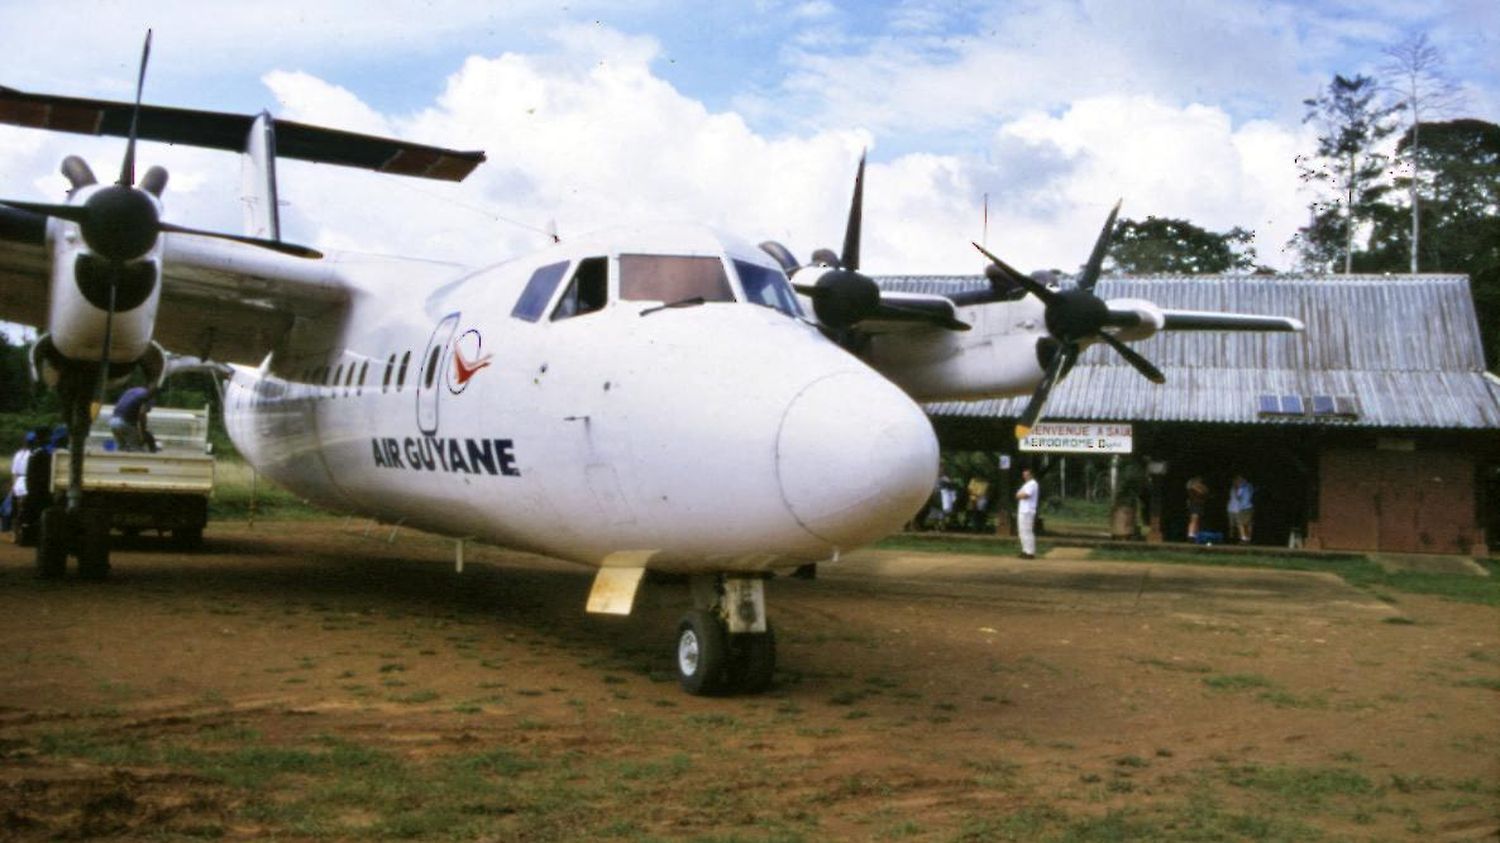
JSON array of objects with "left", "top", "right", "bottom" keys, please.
[{"left": 223, "top": 225, "right": 940, "bottom": 572}]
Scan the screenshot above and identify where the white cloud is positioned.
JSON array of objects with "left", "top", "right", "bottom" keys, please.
[{"left": 986, "top": 97, "right": 1312, "bottom": 270}]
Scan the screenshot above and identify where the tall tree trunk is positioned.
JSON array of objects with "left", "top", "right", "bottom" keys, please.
[{"left": 1344, "top": 151, "right": 1355, "bottom": 274}]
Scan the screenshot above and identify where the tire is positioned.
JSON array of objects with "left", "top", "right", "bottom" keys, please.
[
  {"left": 727, "top": 623, "right": 776, "bottom": 694},
  {"left": 676, "top": 610, "right": 728, "bottom": 696},
  {"left": 35, "top": 507, "right": 69, "bottom": 579},
  {"left": 76, "top": 508, "right": 111, "bottom": 581}
]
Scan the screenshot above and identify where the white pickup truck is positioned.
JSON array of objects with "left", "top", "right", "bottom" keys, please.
[{"left": 52, "top": 404, "right": 216, "bottom": 548}]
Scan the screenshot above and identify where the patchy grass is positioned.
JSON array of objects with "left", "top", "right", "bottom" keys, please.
[
  {"left": 209, "top": 459, "right": 324, "bottom": 520},
  {"left": 1203, "top": 673, "right": 1276, "bottom": 692},
  {"left": 881, "top": 535, "right": 1500, "bottom": 606}
]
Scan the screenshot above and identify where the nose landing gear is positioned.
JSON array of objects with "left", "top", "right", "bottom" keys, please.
[{"left": 674, "top": 574, "right": 777, "bottom": 695}]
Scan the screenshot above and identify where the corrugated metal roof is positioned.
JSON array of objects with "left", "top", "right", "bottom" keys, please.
[{"left": 876, "top": 273, "right": 1500, "bottom": 430}]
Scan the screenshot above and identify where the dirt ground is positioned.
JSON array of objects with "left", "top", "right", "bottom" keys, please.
[{"left": 0, "top": 520, "right": 1496, "bottom": 841}]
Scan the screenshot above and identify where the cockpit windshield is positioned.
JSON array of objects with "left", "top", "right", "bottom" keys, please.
[
  {"left": 619, "top": 255, "right": 734, "bottom": 304},
  {"left": 734, "top": 260, "right": 803, "bottom": 318}
]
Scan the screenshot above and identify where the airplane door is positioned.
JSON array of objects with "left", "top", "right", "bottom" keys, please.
[{"left": 417, "top": 312, "right": 460, "bottom": 435}]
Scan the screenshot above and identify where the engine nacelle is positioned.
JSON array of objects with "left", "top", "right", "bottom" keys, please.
[
  {"left": 45, "top": 184, "right": 164, "bottom": 365},
  {"left": 1101, "top": 298, "right": 1165, "bottom": 343}
]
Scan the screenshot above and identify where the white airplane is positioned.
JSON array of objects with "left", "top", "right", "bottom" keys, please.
[{"left": 0, "top": 36, "right": 1302, "bottom": 694}]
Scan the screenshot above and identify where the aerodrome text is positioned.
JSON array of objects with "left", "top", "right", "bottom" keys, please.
[{"left": 370, "top": 437, "right": 520, "bottom": 477}]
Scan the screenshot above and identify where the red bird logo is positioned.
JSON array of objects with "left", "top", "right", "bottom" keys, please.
[{"left": 447, "top": 329, "right": 492, "bottom": 394}]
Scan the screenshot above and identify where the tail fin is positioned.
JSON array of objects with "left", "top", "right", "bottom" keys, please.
[{"left": 241, "top": 112, "right": 280, "bottom": 240}]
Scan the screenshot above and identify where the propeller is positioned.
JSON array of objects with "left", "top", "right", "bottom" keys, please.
[
  {"left": 972, "top": 200, "right": 1166, "bottom": 440},
  {"left": 759, "top": 152, "right": 883, "bottom": 330}
]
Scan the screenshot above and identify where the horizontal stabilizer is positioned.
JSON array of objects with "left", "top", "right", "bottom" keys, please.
[{"left": 0, "top": 85, "right": 485, "bottom": 182}]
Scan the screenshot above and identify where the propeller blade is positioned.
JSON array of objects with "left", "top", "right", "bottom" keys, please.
[
  {"left": 972, "top": 241, "right": 1060, "bottom": 305},
  {"left": 61, "top": 156, "right": 97, "bottom": 190},
  {"left": 119, "top": 29, "right": 152, "bottom": 187},
  {"left": 1077, "top": 199, "right": 1121, "bottom": 292},
  {"left": 1097, "top": 332, "right": 1165, "bottom": 384},
  {"left": 158, "top": 222, "right": 323, "bottom": 259},
  {"left": 758, "top": 240, "right": 800, "bottom": 275},
  {"left": 0, "top": 199, "right": 87, "bottom": 224},
  {"left": 840, "top": 150, "right": 865, "bottom": 271},
  {"left": 1015, "top": 344, "right": 1072, "bottom": 440}
]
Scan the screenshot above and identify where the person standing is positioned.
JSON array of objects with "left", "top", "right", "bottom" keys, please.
[
  {"left": 5, "top": 431, "right": 35, "bottom": 537},
  {"left": 1227, "top": 474, "right": 1254, "bottom": 543},
  {"left": 1185, "top": 476, "right": 1209, "bottom": 542},
  {"left": 1015, "top": 467, "right": 1039, "bottom": 559}
]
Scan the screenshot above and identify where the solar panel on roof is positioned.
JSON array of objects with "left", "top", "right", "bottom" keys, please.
[
  {"left": 1312, "top": 395, "right": 1336, "bottom": 415},
  {"left": 1280, "top": 395, "right": 1304, "bottom": 414},
  {"left": 1257, "top": 394, "right": 1280, "bottom": 414}
]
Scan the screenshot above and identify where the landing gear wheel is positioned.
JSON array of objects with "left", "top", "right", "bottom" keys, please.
[
  {"left": 676, "top": 610, "right": 728, "bottom": 696},
  {"left": 35, "top": 506, "right": 68, "bottom": 579},
  {"left": 727, "top": 623, "right": 776, "bottom": 694},
  {"left": 76, "top": 508, "right": 111, "bottom": 581}
]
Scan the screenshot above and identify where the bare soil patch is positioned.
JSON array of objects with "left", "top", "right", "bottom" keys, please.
[{"left": 1, "top": 520, "right": 1496, "bottom": 840}]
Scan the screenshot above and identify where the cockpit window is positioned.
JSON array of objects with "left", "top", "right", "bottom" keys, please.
[
  {"left": 551, "top": 256, "right": 609, "bottom": 321},
  {"left": 512, "top": 260, "right": 569, "bottom": 322},
  {"left": 734, "top": 259, "right": 803, "bottom": 318},
  {"left": 618, "top": 254, "right": 733, "bottom": 304}
]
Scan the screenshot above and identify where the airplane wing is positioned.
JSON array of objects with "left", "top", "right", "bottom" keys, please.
[
  {"left": 0, "top": 85, "right": 485, "bottom": 181},
  {"left": 0, "top": 206, "right": 49, "bottom": 328},
  {"left": 151, "top": 233, "right": 351, "bottom": 364},
  {"left": 859, "top": 290, "right": 970, "bottom": 333}
]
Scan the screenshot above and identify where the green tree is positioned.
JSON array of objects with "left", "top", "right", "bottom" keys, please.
[
  {"left": 1107, "top": 216, "right": 1258, "bottom": 274},
  {"left": 1357, "top": 119, "right": 1500, "bottom": 366},
  {"left": 1294, "top": 74, "right": 1404, "bottom": 273},
  {"left": 0, "top": 332, "right": 37, "bottom": 413}
]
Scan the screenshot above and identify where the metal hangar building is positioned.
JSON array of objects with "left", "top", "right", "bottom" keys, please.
[{"left": 877, "top": 273, "right": 1500, "bottom": 556}]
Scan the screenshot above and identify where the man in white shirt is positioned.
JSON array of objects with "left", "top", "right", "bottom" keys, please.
[{"left": 1015, "top": 467, "right": 1039, "bottom": 559}]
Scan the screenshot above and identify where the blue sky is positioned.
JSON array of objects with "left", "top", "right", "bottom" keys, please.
[{"left": 0, "top": 0, "right": 1496, "bottom": 301}]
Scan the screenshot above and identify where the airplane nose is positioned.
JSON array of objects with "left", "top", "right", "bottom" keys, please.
[{"left": 776, "top": 371, "right": 939, "bottom": 548}]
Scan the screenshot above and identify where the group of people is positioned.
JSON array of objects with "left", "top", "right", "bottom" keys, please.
[
  {"left": 1, "top": 425, "right": 67, "bottom": 543},
  {"left": 1186, "top": 473, "right": 1255, "bottom": 544},
  {"left": 917, "top": 475, "right": 996, "bottom": 533},
  {"left": 913, "top": 467, "right": 1043, "bottom": 558},
  {"left": 915, "top": 463, "right": 1254, "bottom": 558}
]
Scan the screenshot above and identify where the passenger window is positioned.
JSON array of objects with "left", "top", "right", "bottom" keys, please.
[
  {"left": 734, "top": 259, "right": 803, "bottom": 317},
  {"left": 513, "top": 261, "right": 570, "bottom": 322},
  {"left": 619, "top": 254, "right": 732, "bottom": 304},
  {"left": 423, "top": 347, "right": 441, "bottom": 388},
  {"left": 383, "top": 354, "right": 394, "bottom": 392},
  {"left": 397, "top": 351, "right": 411, "bottom": 390},
  {"left": 551, "top": 257, "right": 609, "bottom": 321}
]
